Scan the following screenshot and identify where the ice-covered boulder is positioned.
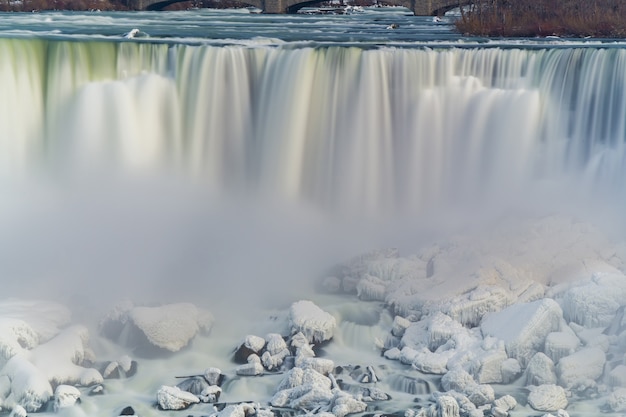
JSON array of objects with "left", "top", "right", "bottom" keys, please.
[
  {"left": 156, "top": 385, "right": 200, "bottom": 410},
  {"left": 525, "top": 352, "right": 557, "bottom": 386},
  {"left": 608, "top": 388, "right": 626, "bottom": 412},
  {"left": 434, "top": 395, "right": 460, "bottom": 417},
  {"left": 101, "top": 355, "right": 138, "bottom": 379},
  {"left": 492, "top": 394, "right": 517, "bottom": 415},
  {"left": 9, "top": 405, "right": 27, "bottom": 417},
  {"left": 199, "top": 385, "right": 221, "bottom": 403},
  {"left": 357, "top": 275, "right": 387, "bottom": 301},
  {"left": 480, "top": 298, "right": 562, "bottom": 366},
  {"left": 428, "top": 313, "right": 464, "bottom": 351},
  {"left": 556, "top": 347, "right": 606, "bottom": 388},
  {"left": 527, "top": 384, "right": 568, "bottom": 411},
  {"left": 270, "top": 381, "right": 334, "bottom": 409},
  {"left": 440, "top": 368, "right": 493, "bottom": 407},
  {"left": 609, "top": 365, "right": 626, "bottom": 387},
  {"left": 28, "top": 325, "right": 103, "bottom": 387},
  {"left": 265, "top": 333, "right": 288, "bottom": 355},
  {"left": 53, "top": 385, "right": 81, "bottom": 410},
  {"left": 391, "top": 316, "right": 411, "bottom": 337},
  {"left": 442, "top": 285, "right": 511, "bottom": 327},
  {"left": 1, "top": 355, "right": 52, "bottom": 412},
  {"left": 441, "top": 368, "right": 475, "bottom": 393},
  {"left": 500, "top": 358, "right": 522, "bottom": 383},
  {"left": 289, "top": 301, "right": 336, "bottom": 344},
  {"left": 0, "top": 319, "right": 39, "bottom": 363},
  {"left": 234, "top": 335, "right": 266, "bottom": 363},
  {"left": 561, "top": 271, "right": 626, "bottom": 328},
  {"left": 261, "top": 349, "right": 290, "bottom": 371},
  {"left": 329, "top": 391, "right": 367, "bottom": 417},
  {"left": 236, "top": 356, "right": 264, "bottom": 376},
  {"left": 296, "top": 357, "right": 334, "bottom": 375},
  {"left": 202, "top": 367, "right": 224, "bottom": 386},
  {"left": 544, "top": 331, "right": 579, "bottom": 363},
  {"left": 412, "top": 348, "right": 453, "bottom": 374},
  {"left": 474, "top": 342, "right": 508, "bottom": 384},
  {"left": 213, "top": 403, "right": 260, "bottom": 417},
  {"left": 100, "top": 302, "right": 213, "bottom": 354}
]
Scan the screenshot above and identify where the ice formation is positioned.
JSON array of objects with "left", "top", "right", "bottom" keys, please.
[
  {"left": 156, "top": 385, "right": 200, "bottom": 410},
  {"left": 0, "top": 215, "right": 624, "bottom": 416},
  {"left": 100, "top": 302, "right": 214, "bottom": 353},
  {"left": 289, "top": 300, "right": 336, "bottom": 344}
]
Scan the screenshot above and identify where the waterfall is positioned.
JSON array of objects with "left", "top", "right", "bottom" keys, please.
[{"left": 2, "top": 39, "right": 626, "bottom": 216}]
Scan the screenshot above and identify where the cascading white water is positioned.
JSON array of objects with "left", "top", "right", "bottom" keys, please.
[{"left": 1, "top": 40, "right": 626, "bottom": 216}]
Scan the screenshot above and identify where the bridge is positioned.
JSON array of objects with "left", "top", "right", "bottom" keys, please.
[{"left": 127, "top": 0, "right": 468, "bottom": 15}]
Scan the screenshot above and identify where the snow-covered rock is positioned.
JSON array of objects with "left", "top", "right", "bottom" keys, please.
[
  {"left": 213, "top": 403, "right": 259, "bottom": 417},
  {"left": 475, "top": 343, "right": 508, "bottom": 384},
  {"left": 0, "top": 319, "right": 39, "bottom": 363},
  {"left": 608, "top": 387, "right": 626, "bottom": 412},
  {"left": 236, "top": 358, "right": 264, "bottom": 376},
  {"left": 480, "top": 298, "right": 563, "bottom": 366},
  {"left": 53, "top": 384, "right": 81, "bottom": 410},
  {"left": 9, "top": 405, "right": 27, "bottom": 417},
  {"left": 527, "top": 384, "right": 568, "bottom": 411},
  {"left": 28, "top": 325, "right": 103, "bottom": 387},
  {"left": 443, "top": 285, "right": 511, "bottom": 327},
  {"left": 100, "top": 302, "right": 213, "bottom": 353},
  {"left": 198, "top": 385, "right": 221, "bottom": 403},
  {"left": 1, "top": 355, "right": 52, "bottom": 412},
  {"left": 176, "top": 376, "right": 210, "bottom": 396},
  {"left": 289, "top": 301, "right": 336, "bottom": 344},
  {"left": 156, "top": 385, "right": 200, "bottom": 410},
  {"left": 357, "top": 274, "right": 387, "bottom": 301},
  {"left": 556, "top": 347, "right": 606, "bottom": 388},
  {"left": 261, "top": 349, "right": 290, "bottom": 371},
  {"left": 609, "top": 364, "right": 626, "bottom": 387},
  {"left": 440, "top": 368, "right": 493, "bottom": 407},
  {"left": 203, "top": 367, "right": 224, "bottom": 386},
  {"left": 525, "top": 352, "right": 557, "bottom": 386},
  {"left": 265, "top": 333, "right": 288, "bottom": 356},
  {"left": 500, "top": 358, "right": 522, "bottom": 383},
  {"left": 296, "top": 357, "right": 334, "bottom": 375},
  {"left": 234, "top": 335, "right": 266, "bottom": 363},
  {"left": 434, "top": 395, "right": 460, "bottom": 417},
  {"left": 391, "top": 316, "right": 411, "bottom": 337},
  {"left": 412, "top": 348, "right": 452, "bottom": 374},
  {"left": 544, "top": 331, "right": 579, "bottom": 363},
  {"left": 327, "top": 391, "right": 367, "bottom": 417},
  {"left": 270, "top": 382, "right": 334, "bottom": 409},
  {"left": 493, "top": 394, "right": 517, "bottom": 412},
  {"left": 561, "top": 271, "right": 626, "bottom": 328}
]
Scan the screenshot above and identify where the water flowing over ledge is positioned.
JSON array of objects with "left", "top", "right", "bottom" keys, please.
[{"left": 2, "top": 39, "right": 626, "bottom": 217}]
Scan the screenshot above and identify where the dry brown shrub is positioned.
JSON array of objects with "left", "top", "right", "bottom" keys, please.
[{"left": 455, "top": 0, "right": 626, "bottom": 37}]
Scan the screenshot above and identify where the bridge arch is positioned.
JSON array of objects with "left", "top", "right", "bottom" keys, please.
[{"left": 129, "top": 0, "right": 470, "bottom": 15}]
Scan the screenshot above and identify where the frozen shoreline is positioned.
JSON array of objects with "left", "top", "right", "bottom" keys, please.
[{"left": 0, "top": 214, "right": 625, "bottom": 417}]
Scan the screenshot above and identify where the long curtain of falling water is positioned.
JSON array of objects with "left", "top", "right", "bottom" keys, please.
[{"left": 2, "top": 40, "right": 626, "bottom": 216}]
